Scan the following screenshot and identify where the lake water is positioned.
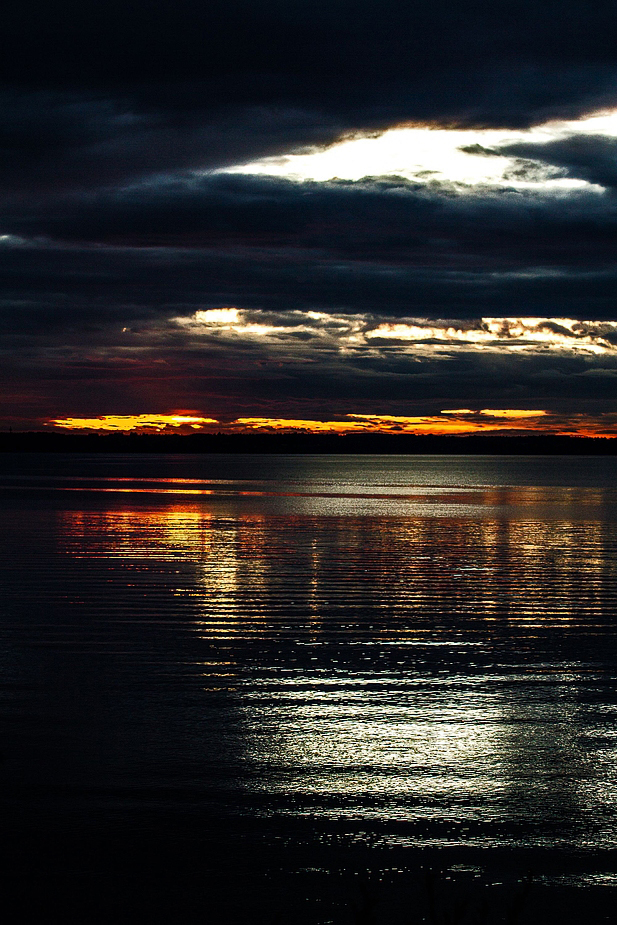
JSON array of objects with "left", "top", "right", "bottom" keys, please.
[{"left": 1, "top": 453, "right": 617, "bottom": 923}]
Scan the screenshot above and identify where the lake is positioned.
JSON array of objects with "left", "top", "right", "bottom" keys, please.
[{"left": 1, "top": 453, "right": 617, "bottom": 923}]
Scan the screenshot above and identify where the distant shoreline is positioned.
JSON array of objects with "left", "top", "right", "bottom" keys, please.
[{"left": 1, "top": 431, "right": 617, "bottom": 455}]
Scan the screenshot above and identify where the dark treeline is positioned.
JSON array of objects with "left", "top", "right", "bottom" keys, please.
[{"left": 2, "top": 431, "right": 617, "bottom": 454}]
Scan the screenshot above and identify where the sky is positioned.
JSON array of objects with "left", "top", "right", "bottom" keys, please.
[{"left": 4, "top": 1, "right": 617, "bottom": 436}]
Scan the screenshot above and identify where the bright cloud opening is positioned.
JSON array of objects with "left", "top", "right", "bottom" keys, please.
[
  {"left": 191, "top": 308, "right": 240, "bottom": 324},
  {"left": 216, "top": 108, "right": 617, "bottom": 192}
]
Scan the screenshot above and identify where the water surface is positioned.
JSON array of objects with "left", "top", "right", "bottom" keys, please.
[{"left": 1, "top": 454, "right": 616, "bottom": 922}]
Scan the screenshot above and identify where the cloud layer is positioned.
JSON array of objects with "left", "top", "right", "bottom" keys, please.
[{"left": 3, "top": 2, "right": 617, "bottom": 428}]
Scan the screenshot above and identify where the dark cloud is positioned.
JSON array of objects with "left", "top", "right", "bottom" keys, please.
[
  {"left": 1, "top": 232, "right": 617, "bottom": 326},
  {"left": 3, "top": 1, "right": 617, "bottom": 85},
  {"left": 0, "top": 170, "right": 614, "bottom": 260},
  {"left": 3, "top": 174, "right": 617, "bottom": 322},
  {"left": 0, "top": 89, "right": 356, "bottom": 197},
  {"left": 503, "top": 134, "right": 617, "bottom": 190}
]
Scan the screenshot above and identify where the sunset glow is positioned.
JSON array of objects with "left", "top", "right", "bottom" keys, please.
[
  {"left": 45, "top": 408, "right": 617, "bottom": 439},
  {"left": 441, "top": 409, "right": 548, "bottom": 418},
  {"left": 51, "top": 414, "right": 218, "bottom": 432}
]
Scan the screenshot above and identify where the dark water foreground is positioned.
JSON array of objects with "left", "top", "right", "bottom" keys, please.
[{"left": 1, "top": 453, "right": 617, "bottom": 923}]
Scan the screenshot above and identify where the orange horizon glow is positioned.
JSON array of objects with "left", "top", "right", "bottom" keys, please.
[
  {"left": 46, "top": 410, "right": 617, "bottom": 438},
  {"left": 50, "top": 414, "right": 218, "bottom": 432},
  {"left": 441, "top": 409, "right": 548, "bottom": 418}
]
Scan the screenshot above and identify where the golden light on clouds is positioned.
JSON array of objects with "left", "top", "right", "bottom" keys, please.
[
  {"left": 345, "top": 412, "right": 550, "bottom": 435},
  {"left": 238, "top": 414, "right": 488, "bottom": 435},
  {"left": 51, "top": 414, "right": 218, "bottom": 432},
  {"left": 441, "top": 409, "right": 548, "bottom": 418},
  {"left": 48, "top": 409, "right": 617, "bottom": 438},
  {"left": 175, "top": 307, "right": 329, "bottom": 339},
  {"left": 173, "top": 310, "right": 617, "bottom": 356},
  {"left": 232, "top": 410, "right": 597, "bottom": 436},
  {"left": 236, "top": 417, "right": 358, "bottom": 434}
]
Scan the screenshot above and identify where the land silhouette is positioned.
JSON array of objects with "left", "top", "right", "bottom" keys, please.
[{"left": 1, "top": 431, "right": 617, "bottom": 454}]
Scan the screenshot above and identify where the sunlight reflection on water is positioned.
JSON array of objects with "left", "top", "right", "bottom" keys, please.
[{"left": 2, "top": 454, "right": 617, "bottom": 896}]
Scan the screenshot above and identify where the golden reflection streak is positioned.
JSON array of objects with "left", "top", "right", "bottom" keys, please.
[
  {"left": 58, "top": 494, "right": 615, "bottom": 835},
  {"left": 62, "top": 487, "right": 213, "bottom": 494},
  {"left": 60, "top": 505, "right": 242, "bottom": 684}
]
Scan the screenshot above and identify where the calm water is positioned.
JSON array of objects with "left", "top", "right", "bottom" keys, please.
[{"left": 1, "top": 453, "right": 617, "bottom": 922}]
